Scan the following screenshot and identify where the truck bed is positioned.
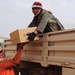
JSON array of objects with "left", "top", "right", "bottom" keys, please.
[{"left": 4, "top": 28, "right": 75, "bottom": 68}]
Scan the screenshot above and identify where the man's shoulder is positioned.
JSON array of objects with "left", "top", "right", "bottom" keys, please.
[
  {"left": 43, "top": 9, "right": 52, "bottom": 14},
  {"left": 42, "top": 9, "right": 53, "bottom": 18},
  {"left": 42, "top": 9, "right": 48, "bottom": 13},
  {"left": 42, "top": 9, "right": 51, "bottom": 16}
]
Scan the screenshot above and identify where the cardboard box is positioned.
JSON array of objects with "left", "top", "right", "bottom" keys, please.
[{"left": 10, "top": 27, "right": 39, "bottom": 44}]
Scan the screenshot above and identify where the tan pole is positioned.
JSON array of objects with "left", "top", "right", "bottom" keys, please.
[{"left": 0, "top": 36, "right": 9, "bottom": 40}]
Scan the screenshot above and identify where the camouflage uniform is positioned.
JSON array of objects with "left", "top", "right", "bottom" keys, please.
[{"left": 28, "top": 9, "right": 64, "bottom": 33}]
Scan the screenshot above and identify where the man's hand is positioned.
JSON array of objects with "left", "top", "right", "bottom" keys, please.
[
  {"left": 17, "top": 42, "right": 28, "bottom": 50},
  {"left": 27, "top": 32, "right": 36, "bottom": 41}
]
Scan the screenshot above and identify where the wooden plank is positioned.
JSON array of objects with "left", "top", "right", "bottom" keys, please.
[
  {"left": 47, "top": 32, "right": 75, "bottom": 42},
  {"left": 47, "top": 46, "right": 75, "bottom": 51}
]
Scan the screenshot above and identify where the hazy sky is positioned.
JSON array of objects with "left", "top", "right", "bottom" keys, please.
[{"left": 0, "top": 0, "right": 75, "bottom": 39}]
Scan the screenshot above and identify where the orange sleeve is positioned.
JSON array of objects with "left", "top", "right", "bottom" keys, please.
[{"left": 0, "top": 49, "right": 23, "bottom": 70}]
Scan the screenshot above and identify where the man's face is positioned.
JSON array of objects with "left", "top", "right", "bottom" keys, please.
[{"left": 32, "top": 8, "right": 40, "bottom": 15}]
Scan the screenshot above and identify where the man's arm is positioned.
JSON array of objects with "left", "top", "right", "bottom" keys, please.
[{"left": 0, "top": 43, "right": 27, "bottom": 70}]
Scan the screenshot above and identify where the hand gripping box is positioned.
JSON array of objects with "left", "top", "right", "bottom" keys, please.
[{"left": 10, "top": 27, "right": 39, "bottom": 44}]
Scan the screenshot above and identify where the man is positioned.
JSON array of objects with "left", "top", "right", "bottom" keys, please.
[
  {"left": 27, "top": 1, "right": 64, "bottom": 41},
  {"left": 0, "top": 43, "right": 27, "bottom": 75}
]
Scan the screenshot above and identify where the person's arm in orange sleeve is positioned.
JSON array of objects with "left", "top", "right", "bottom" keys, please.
[{"left": 0, "top": 42, "right": 28, "bottom": 70}]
